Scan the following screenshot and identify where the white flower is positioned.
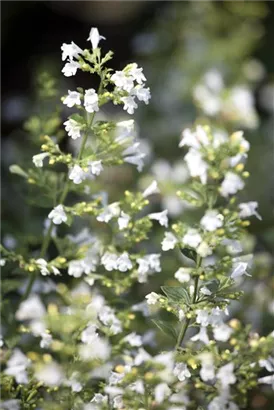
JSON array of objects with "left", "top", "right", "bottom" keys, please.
[
  {"left": 199, "top": 353, "right": 215, "bottom": 381},
  {"left": 66, "top": 374, "right": 83, "bottom": 392},
  {"left": 182, "top": 228, "right": 202, "bottom": 248},
  {"left": 200, "top": 210, "right": 223, "bottom": 231},
  {"left": 35, "top": 362, "right": 64, "bottom": 386},
  {"left": 87, "top": 27, "right": 105, "bottom": 49},
  {"left": 32, "top": 152, "right": 49, "bottom": 168},
  {"left": 154, "top": 383, "right": 171, "bottom": 404},
  {"left": 174, "top": 267, "right": 191, "bottom": 283},
  {"left": 116, "top": 119, "right": 135, "bottom": 140},
  {"left": 97, "top": 202, "right": 120, "bottom": 223},
  {"left": 101, "top": 252, "right": 118, "bottom": 271},
  {"left": 213, "top": 324, "right": 233, "bottom": 342},
  {"left": 173, "top": 363, "right": 191, "bottom": 381},
  {"left": 116, "top": 252, "right": 133, "bottom": 272},
  {"left": 191, "top": 326, "right": 210, "bottom": 344},
  {"left": 200, "top": 286, "right": 212, "bottom": 296},
  {"left": 98, "top": 306, "right": 122, "bottom": 334},
  {"left": 129, "top": 63, "right": 146, "bottom": 84},
  {"left": 79, "top": 336, "right": 111, "bottom": 360},
  {"left": 61, "top": 41, "right": 82, "bottom": 61},
  {"left": 61, "top": 60, "right": 80, "bottom": 77},
  {"left": 0, "top": 258, "right": 6, "bottom": 266},
  {"left": 111, "top": 71, "right": 134, "bottom": 92},
  {"left": 258, "top": 375, "right": 274, "bottom": 388},
  {"left": 142, "top": 180, "right": 159, "bottom": 197},
  {"left": 81, "top": 324, "right": 98, "bottom": 344},
  {"left": 133, "top": 86, "right": 151, "bottom": 104},
  {"left": 197, "top": 241, "right": 212, "bottom": 257},
  {"left": 63, "top": 90, "right": 81, "bottom": 107},
  {"left": 4, "top": 349, "right": 29, "bottom": 384},
  {"left": 196, "top": 309, "right": 210, "bottom": 327},
  {"left": 64, "top": 118, "right": 82, "bottom": 140},
  {"left": 118, "top": 211, "right": 130, "bottom": 230},
  {"left": 88, "top": 160, "right": 103, "bottom": 176},
  {"left": 121, "top": 96, "right": 138, "bottom": 114},
  {"left": 148, "top": 209, "right": 168, "bottom": 227},
  {"left": 16, "top": 295, "right": 46, "bottom": 321},
  {"left": 162, "top": 232, "right": 178, "bottom": 251},
  {"left": 69, "top": 164, "right": 87, "bottom": 184},
  {"left": 231, "top": 261, "right": 250, "bottom": 280},
  {"left": 68, "top": 260, "right": 84, "bottom": 278},
  {"left": 137, "top": 254, "right": 161, "bottom": 282},
  {"left": 216, "top": 363, "right": 236, "bottom": 387},
  {"left": 48, "top": 204, "right": 67, "bottom": 225},
  {"left": 124, "top": 332, "right": 142, "bottom": 347},
  {"left": 36, "top": 258, "right": 49, "bottom": 276},
  {"left": 184, "top": 148, "right": 208, "bottom": 184},
  {"left": 259, "top": 357, "right": 274, "bottom": 372},
  {"left": 220, "top": 172, "right": 244, "bottom": 197},
  {"left": 91, "top": 393, "right": 108, "bottom": 404},
  {"left": 84, "top": 89, "right": 99, "bottom": 113},
  {"left": 145, "top": 292, "right": 160, "bottom": 305},
  {"left": 239, "top": 201, "right": 262, "bottom": 220},
  {"left": 40, "top": 332, "right": 52, "bottom": 349}
]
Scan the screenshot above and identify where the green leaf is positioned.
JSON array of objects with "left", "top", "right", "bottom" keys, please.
[
  {"left": 70, "top": 113, "right": 86, "bottom": 125},
  {"left": 180, "top": 247, "right": 197, "bottom": 262},
  {"left": 151, "top": 319, "right": 177, "bottom": 340},
  {"left": 202, "top": 279, "right": 220, "bottom": 293},
  {"left": 9, "top": 165, "right": 28, "bottom": 179},
  {"left": 161, "top": 286, "right": 191, "bottom": 304}
]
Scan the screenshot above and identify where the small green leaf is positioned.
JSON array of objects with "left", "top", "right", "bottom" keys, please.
[
  {"left": 151, "top": 319, "right": 177, "bottom": 340},
  {"left": 161, "top": 286, "right": 191, "bottom": 304},
  {"left": 180, "top": 247, "right": 197, "bottom": 262}
]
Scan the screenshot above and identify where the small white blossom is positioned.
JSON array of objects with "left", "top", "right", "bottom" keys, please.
[
  {"left": 200, "top": 286, "right": 212, "bottom": 296},
  {"left": 145, "top": 292, "right": 160, "bottom": 305},
  {"left": 69, "top": 164, "right": 87, "bottom": 184},
  {"left": 124, "top": 332, "right": 142, "bottom": 347},
  {"left": 97, "top": 202, "right": 120, "bottom": 223},
  {"left": 61, "top": 41, "right": 82, "bottom": 61},
  {"left": 116, "top": 252, "right": 133, "bottom": 272},
  {"left": 64, "top": 118, "right": 82, "bottom": 140},
  {"left": 220, "top": 172, "right": 245, "bottom": 197},
  {"left": 137, "top": 254, "right": 161, "bottom": 282},
  {"left": 32, "top": 152, "right": 49, "bottom": 168},
  {"left": 216, "top": 362, "right": 236, "bottom": 387},
  {"left": 4, "top": 349, "right": 29, "bottom": 384},
  {"left": 197, "top": 241, "right": 212, "bottom": 257},
  {"left": 121, "top": 96, "right": 138, "bottom": 114},
  {"left": 118, "top": 211, "right": 130, "bottom": 230},
  {"left": 99, "top": 306, "right": 122, "bottom": 334},
  {"left": 35, "top": 362, "right": 64, "bottom": 386},
  {"left": 239, "top": 201, "right": 262, "bottom": 220},
  {"left": 154, "top": 383, "right": 171, "bottom": 404},
  {"left": 184, "top": 148, "right": 208, "bottom": 184},
  {"left": 199, "top": 353, "right": 215, "bottom": 382},
  {"left": 88, "top": 160, "right": 103, "bottom": 176},
  {"left": 182, "top": 228, "right": 202, "bottom": 248},
  {"left": 133, "top": 86, "right": 151, "bottom": 104},
  {"left": 191, "top": 326, "right": 210, "bottom": 344},
  {"left": 162, "top": 232, "right": 178, "bottom": 251},
  {"left": 196, "top": 309, "right": 210, "bottom": 327},
  {"left": 62, "top": 60, "right": 80, "bottom": 77},
  {"left": 148, "top": 209, "right": 168, "bottom": 227},
  {"left": 111, "top": 71, "right": 134, "bottom": 92},
  {"left": 174, "top": 267, "right": 191, "bottom": 283},
  {"left": 231, "top": 261, "right": 250, "bottom": 280},
  {"left": 142, "top": 180, "right": 159, "bottom": 198},
  {"left": 16, "top": 295, "right": 46, "bottom": 321},
  {"left": 173, "top": 362, "right": 191, "bottom": 381},
  {"left": 48, "top": 204, "right": 67, "bottom": 225},
  {"left": 101, "top": 252, "right": 119, "bottom": 271},
  {"left": 87, "top": 27, "right": 105, "bottom": 49},
  {"left": 63, "top": 90, "right": 81, "bottom": 108},
  {"left": 40, "top": 332, "right": 52, "bottom": 349},
  {"left": 84, "top": 89, "right": 99, "bottom": 113},
  {"left": 213, "top": 324, "right": 233, "bottom": 342},
  {"left": 81, "top": 324, "right": 98, "bottom": 344},
  {"left": 129, "top": 63, "right": 146, "bottom": 84},
  {"left": 91, "top": 393, "right": 108, "bottom": 404},
  {"left": 200, "top": 210, "right": 223, "bottom": 231},
  {"left": 36, "top": 258, "right": 49, "bottom": 276}
]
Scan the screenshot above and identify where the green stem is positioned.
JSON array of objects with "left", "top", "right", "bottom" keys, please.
[{"left": 175, "top": 256, "right": 202, "bottom": 350}]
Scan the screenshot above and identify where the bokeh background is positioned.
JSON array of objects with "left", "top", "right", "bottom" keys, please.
[{"left": 1, "top": 2, "right": 274, "bottom": 409}]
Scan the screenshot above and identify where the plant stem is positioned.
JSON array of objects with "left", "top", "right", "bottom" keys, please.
[{"left": 175, "top": 256, "right": 202, "bottom": 350}]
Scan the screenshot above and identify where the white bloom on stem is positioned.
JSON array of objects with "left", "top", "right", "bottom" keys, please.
[
  {"left": 197, "top": 241, "right": 212, "bottom": 257},
  {"left": 81, "top": 324, "right": 98, "bottom": 344},
  {"left": 199, "top": 352, "right": 215, "bottom": 382},
  {"left": 62, "top": 60, "right": 80, "bottom": 77},
  {"left": 231, "top": 261, "right": 250, "bottom": 280},
  {"left": 69, "top": 164, "right": 87, "bottom": 184},
  {"left": 124, "top": 332, "right": 142, "bottom": 347},
  {"left": 97, "top": 202, "right": 120, "bottom": 223},
  {"left": 121, "top": 96, "right": 138, "bottom": 114},
  {"left": 182, "top": 228, "right": 202, "bottom": 248},
  {"left": 116, "top": 252, "right": 133, "bottom": 272},
  {"left": 84, "top": 89, "right": 99, "bottom": 113},
  {"left": 133, "top": 86, "right": 151, "bottom": 104},
  {"left": 154, "top": 383, "right": 171, "bottom": 404},
  {"left": 200, "top": 286, "right": 212, "bottom": 296},
  {"left": 4, "top": 349, "right": 29, "bottom": 384},
  {"left": 40, "top": 332, "right": 52, "bottom": 349},
  {"left": 63, "top": 90, "right": 81, "bottom": 107},
  {"left": 98, "top": 306, "right": 122, "bottom": 334},
  {"left": 213, "top": 323, "right": 233, "bottom": 342},
  {"left": 111, "top": 71, "right": 134, "bottom": 92},
  {"left": 173, "top": 362, "right": 191, "bottom": 382},
  {"left": 118, "top": 211, "right": 130, "bottom": 230},
  {"left": 36, "top": 258, "right": 50, "bottom": 276},
  {"left": 101, "top": 252, "right": 118, "bottom": 271},
  {"left": 184, "top": 148, "right": 208, "bottom": 184},
  {"left": 174, "top": 267, "right": 191, "bottom": 283},
  {"left": 48, "top": 204, "right": 67, "bottom": 225},
  {"left": 64, "top": 118, "right": 82, "bottom": 140},
  {"left": 196, "top": 309, "right": 210, "bottom": 327},
  {"left": 87, "top": 27, "right": 105, "bottom": 49},
  {"left": 220, "top": 172, "right": 244, "bottom": 197},
  {"left": 91, "top": 393, "right": 108, "bottom": 404},
  {"left": 238, "top": 201, "right": 262, "bottom": 220},
  {"left": 16, "top": 294, "right": 46, "bottom": 321},
  {"left": 68, "top": 260, "right": 84, "bottom": 278},
  {"left": 129, "top": 63, "right": 146, "bottom": 84},
  {"left": 61, "top": 41, "right": 82, "bottom": 61},
  {"left": 145, "top": 292, "right": 160, "bottom": 305},
  {"left": 200, "top": 210, "right": 223, "bottom": 231},
  {"left": 179, "top": 128, "right": 200, "bottom": 149},
  {"left": 137, "top": 254, "right": 161, "bottom": 282},
  {"left": 142, "top": 180, "right": 159, "bottom": 198},
  {"left": 216, "top": 362, "right": 236, "bottom": 387},
  {"left": 88, "top": 160, "right": 103, "bottom": 176},
  {"left": 35, "top": 362, "right": 64, "bottom": 386},
  {"left": 162, "top": 232, "right": 178, "bottom": 251},
  {"left": 148, "top": 209, "right": 168, "bottom": 227},
  {"left": 191, "top": 326, "right": 210, "bottom": 344},
  {"left": 258, "top": 375, "right": 274, "bottom": 388},
  {"left": 179, "top": 309, "right": 185, "bottom": 321},
  {"left": 32, "top": 152, "right": 49, "bottom": 168}
]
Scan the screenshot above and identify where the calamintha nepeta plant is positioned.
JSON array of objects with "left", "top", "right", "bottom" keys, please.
[{"left": 1, "top": 27, "right": 274, "bottom": 410}]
